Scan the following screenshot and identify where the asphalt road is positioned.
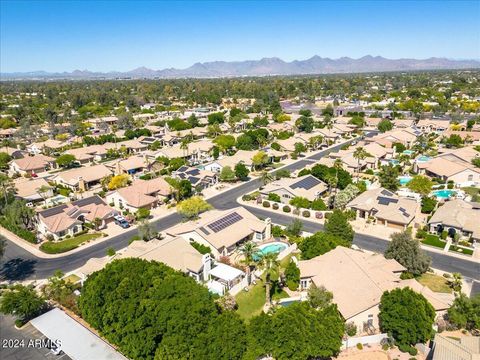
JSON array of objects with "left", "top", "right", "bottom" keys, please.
[{"left": 1, "top": 133, "right": 479, "bottom": 284}]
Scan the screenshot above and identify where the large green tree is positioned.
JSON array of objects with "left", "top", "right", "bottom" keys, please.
[
  {"left": 79, "top": 259, "right": 246, "bottom": 360},
  {"left": 300, "top": 232, "right": 350, "bottom": 259},
  {"left": 384, "top": 231, "right": 431, "bottom": 275},
  {"left": 324, "top": 210, "right": 355, "bottom": 243},
  {"left": 0, "top": 284, "right": 46, "bottom": 323},
  {"left": 246, "top": 302, "right": 344, "bottom": 360},
  {"left": 379, "top": 164, "right": 400, "bottom": 191},
  {"left": 379, "top": 288, "right": 435, "bottom": 346},
  {"left": 447, "top": 293, "right": 480, "bottom": 331}
]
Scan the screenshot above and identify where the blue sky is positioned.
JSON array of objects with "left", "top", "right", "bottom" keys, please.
[{"left": 1, "top": 1, "right": 479, "bottom": 72}]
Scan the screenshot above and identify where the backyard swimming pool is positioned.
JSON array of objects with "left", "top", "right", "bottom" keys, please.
[
  {"left": 416, "top": 155, "right": 432, "bottom": 163},
  {"left": 253, "top": 242, "right": 288, "bottom": 260},
  {"left": 432, "top": 189, "right": 457, "bottom": 199},
  {"left": 402, "top": 150, "right": 414, "bottom": 156},
  {"left": 398, "top": 176, "right": 412, "bottom": 186}
]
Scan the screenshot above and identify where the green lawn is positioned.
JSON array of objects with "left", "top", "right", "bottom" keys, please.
[
  {"left": 449, "top": 245, "right": 473, "bottom": 256},
  {"left": 64, "top": 274, "right": 81, "bottom": 284},
  {"left": 236, "top": 280, "right": 267, "bottom": 320},
  {"left": 40, "top": 233, "right": 102, "bottom": 254},
  {"left": 416, "top": 273, "right": 452, "bottom": 293},
  {"left": 421, "top": 234, "right": 446, "bottom": 249}
]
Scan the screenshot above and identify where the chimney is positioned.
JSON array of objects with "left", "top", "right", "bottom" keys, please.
[
  {"left": 202, "top": 254, "right": 212, "bottom": 282},
  {"left": 115, "top": 160, "right": 122, "bottom": 175},
  {"left": 78, "top": 177, "right": 86, "bottom": 192}
]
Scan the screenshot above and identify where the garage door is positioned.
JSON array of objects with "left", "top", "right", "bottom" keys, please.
[{"left": 387, "top": 222, "right": 404, "bottom": 230}]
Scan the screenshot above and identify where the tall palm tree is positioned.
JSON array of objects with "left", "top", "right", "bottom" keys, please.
[
  {"left": 240, "top": 241, "right": 259, "bottom": 284},
  {"left": 353, "top": 147, "right": 368, "bottom": 182},
  {"left": 0, "top": 174, "right": 13, "bottom": 204},
  {"left": 258, "top": 252, "right": 280, "bottom": 306},
  {"left": 260, "top": 171, "right": 273, "bottom": 186},
  {"left": 180, "top": 139, "right": 190, "bottom": 158}
]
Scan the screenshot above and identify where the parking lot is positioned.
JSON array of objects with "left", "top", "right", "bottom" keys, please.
[{"left": 0, "top": 315, "right": 71, "bottom": 360}]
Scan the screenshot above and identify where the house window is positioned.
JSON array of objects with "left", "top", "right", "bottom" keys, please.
[
  {"left": 300, "top": 279, "right": 309, "bottom": 289},
  {"left": 256, "top": 232, "right": 262, "bottom": 240},
  {"left": 468, "top": 174, "right": 473, "bottom": 181}
]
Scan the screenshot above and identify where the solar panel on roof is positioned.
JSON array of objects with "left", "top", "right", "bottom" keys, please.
[
  {"left": 207, "top": 212, "right": 243, "bottom": 233},
  {"left": 188, "top": 169, "right": 200, "bottom": 176},
  {"left": 399, "top": 207, "right": 406, "bottom": 212},
  {"left": 377, "top": 196, "right": 398, "bottom": 206},
  {"left": 291, "top": 176, "right": 321, "bottom": 190},
  {"left": 380, "top": 189, "right": 393, "bottom": 196},
  {"left": 188, "top": 176, "right": 200, "bottom": 184},
  {"left": 200, "top": 226, "right": 210, "bottom": 235}
]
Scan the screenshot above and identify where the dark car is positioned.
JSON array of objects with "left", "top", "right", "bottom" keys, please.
[{"left": 114, "top": 216, "right": 130, "bottom": 228}]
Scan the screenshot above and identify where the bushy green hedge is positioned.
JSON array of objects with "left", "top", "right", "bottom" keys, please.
[{"left": 0, "top": 219, "right": 36, "bottom": 243}]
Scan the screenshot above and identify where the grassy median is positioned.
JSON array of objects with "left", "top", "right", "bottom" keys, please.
[{"left": 40, "top": 233, "right": 102, "bottom": 254}]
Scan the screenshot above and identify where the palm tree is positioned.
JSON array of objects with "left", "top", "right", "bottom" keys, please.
[
  {"left": 0, "top": 174, "right": 13, "bottom": 204},
  {"left": 260, "top": 171, "right": 273, "bottom": 186},
  {"left": 258, "top": 252, "right": 280, "bottom": 306},
  {"left": 180, "top": 139, "right": 190, "bottom": 158},
  {"left": 240, "top": 241, "right": 259, "bottom": 284},
  {"left": 353, "top": 147, "right": 368, "bottom": 182}
]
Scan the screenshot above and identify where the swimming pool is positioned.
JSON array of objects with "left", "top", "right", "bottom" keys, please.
[
  {"left": 432, "top": 189, "right": 457, "bottom": 199},
  {"left": 402, "top": 150, "right": 414, "bottom": 156},
  {"left": 416, "top": 155, "right": 432, "bottom": 163},
  {"left": 253, "top": 242, "right": 288, "bottom": 260},
  {"left": 389, "top": 159, "right": 400, "bottom": 165},
  {"left": 398, "top": 176, "right": 412, "bottom": 186}
]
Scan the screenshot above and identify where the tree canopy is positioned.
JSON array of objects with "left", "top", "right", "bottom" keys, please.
[
  {"left": 379, "top": 287, "right": 435, "bottom": 346},
  {"left": 246, "top": 302, "right": 344, "bottom": 360},
  {"left": 324, "top": 210, "right": 355, "bottom": 243},
  {"left": 299, "top": 231, "right": 350, "bottom": 259},
  {"left": 79, "top": 258, "right": 247, "bottom": 360},
  {"left": 384, "top": 231, "right": 431, "bottom": 275},
  {"left": 176, "top": 196, "right": 212, "bottom": 219}
]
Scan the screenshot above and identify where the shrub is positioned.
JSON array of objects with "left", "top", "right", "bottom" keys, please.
[
  {"left": 242, "top": 194, "right": 252, "bottom": 201},
  {"left": 441, "top": 230, "right": 448, "bottom": 240},
  {"left": 310, "top": 198, "right": 327, "bottom": 211},
  {"left": 415, "top": 229, "right": 427, "bottom": 239},
  {"left": 15, "top": 319, "right": 25, "bottom": 328},
  {"left": 283, "top": 205, "right": 291, "bottom": 213},
  {"left": 382, "top": 344, "right": 389, "bottom": 351},
  {"left": 315, "top": 212, "right": 323, "bottom": 219},
  {"left": 267, "top": 193, "right": 281, "bottom": 202},
  {"left": 302, "top": 210, "right": 310, "bottom": 218},
  {"left": 272, "top": 203, "right": 279, "bottom": 210},
  {"left": 262, "top": 201, "right": 271, "bottom": 208},
  {"left": 400, "top": 271, "right": 415, "bottom": 280},
  {"left": 293, "top": 209, "right": 300, "bottom": 215},
  {"left": 356, "top": 343, "right": 363, "bottom": 350},
  {"left": 345, "top": 322, "right": 357, "bottom": 337},
  {"left": 398, "top": 344, "right": 417, "bottom": 355},
  {"left": 271, "top": 225, "right": 284, "bottom": 237},
  {"left": 190, "top": 241, "right": 211, "bottom": 255}
]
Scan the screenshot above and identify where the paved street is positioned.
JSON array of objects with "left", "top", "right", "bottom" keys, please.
[{"left": 1, "top": 133, "right": 479, "bottom": 286}]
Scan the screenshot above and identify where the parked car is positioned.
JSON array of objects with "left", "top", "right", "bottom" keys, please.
[{"left": 114, "top": 215, "right": 130, "bottom": 228}]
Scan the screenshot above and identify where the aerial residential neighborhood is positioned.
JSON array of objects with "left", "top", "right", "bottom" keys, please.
[{"left": 1, "top": 1, "right": 479, "bottom": 360}]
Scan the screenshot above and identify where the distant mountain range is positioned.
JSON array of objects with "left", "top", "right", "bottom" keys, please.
[{"left": 2, "top": 55, "right": 480, "bottom": 79}]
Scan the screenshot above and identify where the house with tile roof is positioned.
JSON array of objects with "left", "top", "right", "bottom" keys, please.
[
  {"left": 347, "top": 187, "right": 419, "bottom": 230},
  {"left": 167, "top": 206, "right": 271, "bottom": 258},
  {"left": 9, "top": 154, "right": 56, "bottom": 176},
  {"left": 106, "top": 177, "right": 173, "bottom": 212},
  {"left": 51, "top": 164, "right": 113, "bottom": 191},
  {"left": 428, "top": 199, "right": 480, "bottom": 242},
  {"left": 298, "top": 246, "right": 451, "bottom": 334},
  {"left": 259, "top": 174, "right": 327, "bottom": 204},
  {"left": 432, "top": 334, "right": 480, "bottom": 360},
  {"left": 37, "top": 195, "right": 117, "bottom": 240}
]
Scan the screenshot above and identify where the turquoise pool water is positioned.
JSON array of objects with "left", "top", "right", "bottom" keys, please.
[
  {"left": 279, "top": 299, "right": 300, "bottom": 307},
  {"left": 389, "top": 159, "right": 400, "bottom": 165},
  {"left": 432, "top": 189, "right": 457, "bottom": 199},
  {"left": 417, "top": 155, "right": 432, "bottom": 162},
  {"left": 402, "top": 150, "right": 414, "bottom": 155},
  {"left": 253, "top": 242, "right": 287, "bottom": 261},
  {"left": 398, "top": 176, "right": 412, "bottom": 186}
]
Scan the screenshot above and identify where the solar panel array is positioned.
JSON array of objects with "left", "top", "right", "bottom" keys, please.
[
  {"left": 207, "top": 212, "right": 243, "bottom": 233},
  {"left": 200, "top": 226, "right": 210, "bottom": 235},
  {"left": 377, "top": 196, "right": 398, "bottom": 206},
  {"left": 380, "top": 189, "right": 394, "bottom": 196},
  {"left": 291, "top": 176, "right": 321, "bottom": 190}
]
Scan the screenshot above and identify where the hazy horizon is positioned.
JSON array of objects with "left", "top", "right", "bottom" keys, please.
[{"left": 1, "top": 0, "right": 479, "bottom": 73}]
